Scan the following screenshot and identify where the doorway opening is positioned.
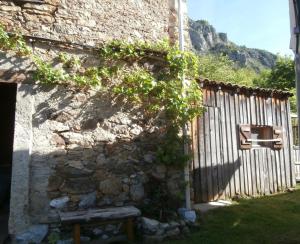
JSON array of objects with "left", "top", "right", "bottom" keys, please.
[{"left": 0, "top": 82, "right": 17, "bottom": 242}]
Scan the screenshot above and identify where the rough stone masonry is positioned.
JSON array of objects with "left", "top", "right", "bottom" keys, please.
[{"left": 0, "top": 0, "right": 191, "bottom": 239}]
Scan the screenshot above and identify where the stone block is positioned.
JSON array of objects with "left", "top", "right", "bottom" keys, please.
[
  {"left": 130, "top": 183, "right": 144, "bottom": 201},
  {"left": 60, "top": 178, "right": 96, "bottom": 194},
  {"left": 99, "top": 178, "right": 122, "bottom": 196},
  {"left": 50, "top": 196, "right": 70, "bottom": 209},
  {"left": 15, "top": 225, "right": 48, "bottom": 244},
  {"left": 78, "top": 191, "right": 96, "bottom": 209}
]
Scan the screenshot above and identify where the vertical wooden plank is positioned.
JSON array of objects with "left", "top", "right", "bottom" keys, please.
[
  {"left": 197, "top": 88, "right": 207, "bottom": 202},
  {"left": 259, "top": 96, "right": 264, "bottom": 126},
  {"left": 273, "top": 98, "right": 282, "bottom": 191},
  {"left": 265, "top": 97, "right": 275, "bottom": 193},
  {"left": 245, "top": 95, "right": 252, "bottom": 196},
  {"left": 253, "top": 149, "right": 259, "bottom": 195},
  {"left": 215, "top": 89, "right": 225, "bottom": 199},
  {"left": 249, "top": 95, "right": 257, "bottom": 195},
  {"left": 238, "top": 94, "right": 246, "bottom": 196},
  {"left": 281, "top": 99, "right": 291, "bottom": 189},
  {"left": 254, "top": 96, "right": 261, "bottom": 195},
  {"left": 261, "top": 97, "right": 270, "bottom": 195},
  {"left": 209, "top": 106, "right": 219, "bottom": 201},
  {"left": 255, "top": 95, "right": 260, "bottom": 125},
  {"left": 210, "top": 90, "right": 218, "bottom": 201},
  {"left": 266, "top": 147, "right": 273, "bottom": 194},
  {"left": 198, "top": 114, "right": 207, "bottom": 202},
  {"left": 205, "top": 89, "right": 213, "bottom": 201},
  {"left": 286, "top": 100, "right": 296, "bottom": 187},
  {"left": 250, "top": 95, "right": 257, "bottom": 125},
  {"left": 269, "top": 97, "right": 278, "bottom": 192},
  {"left": 199, "top": 88, "right": 207, "bottom": 202},
  {"left": 219, "top": 89, "right": 230, "bottom": 199},
  {"left": 229, "top": 93, "right": 241, "bottom": 195},
  {"left": 205, "top": 103, "right": 213, "bottom": 201},
  {"left": 233, "top": 93, "right": 242, "bottom": 196},
  {"left": 257, "top": 149, "right": 262, "bottom": 194},
  {"left": 225, "top": 92, "right": 235, "bottom": 198},
  {"left": 191, "top": 117, "right": 200, "bottom": 202},
  {"left": 262, "top": 149, "right": 268, "bottom": 195},
  {"left": 277, "top": 99, "right": 286, "bottom": 189}
]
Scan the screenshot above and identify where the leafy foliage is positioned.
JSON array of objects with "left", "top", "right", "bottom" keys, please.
[
  {"left": 254, "top": 56, "right": 296, "bottom": 111},
  {"left": 0, "top": 26, "right": 203, "bottom": 167},
  {"left": 198, "top": 54, "right": 257, "bottom": 86},
  {"left": 0, "top": 25, "right": 31, "bottom": 56},
  {"left": 253, "top": 56, "right": 295, "bottom": 90}
]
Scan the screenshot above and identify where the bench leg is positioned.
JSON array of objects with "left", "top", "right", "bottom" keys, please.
[
  {"left": 74, "top": 223, "right": 81, "bottom": 244},
  {"left": 126, "top": 218, "right": 134, "bottom": 241}
]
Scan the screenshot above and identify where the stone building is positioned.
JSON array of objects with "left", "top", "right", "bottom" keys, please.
[{"left": 0, "top": 0, "right": 191, "bottom": 240}]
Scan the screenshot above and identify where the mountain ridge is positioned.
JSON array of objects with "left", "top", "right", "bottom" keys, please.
[{"left": 189, "top": 19, "right": 277, "bottom": 72}]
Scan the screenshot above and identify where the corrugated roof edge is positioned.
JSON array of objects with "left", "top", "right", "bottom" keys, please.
[{"left": 198, "top": 79, "right": 294, "bottom": 99}]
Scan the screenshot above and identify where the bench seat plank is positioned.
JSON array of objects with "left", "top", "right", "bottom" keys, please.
[{"left": 59, "top": 206, "right": 141, "bottom": 224}]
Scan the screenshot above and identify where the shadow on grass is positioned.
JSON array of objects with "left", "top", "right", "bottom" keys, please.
[{"left": 167, "top": 186, "right": 300, "bottom": 244}]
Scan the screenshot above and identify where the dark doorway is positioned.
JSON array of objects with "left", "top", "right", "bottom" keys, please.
[{"left": 0, "top": 82, "right": 17, "bottom": 243}]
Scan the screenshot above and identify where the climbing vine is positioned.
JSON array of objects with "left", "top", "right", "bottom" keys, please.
[{"left": 0, "top": 24, "right": 203, "bottom": 167}]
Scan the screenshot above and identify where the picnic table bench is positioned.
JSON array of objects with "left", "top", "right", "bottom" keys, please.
[{"left": 59, "top": 206, "right": 141, "bottom": 244}]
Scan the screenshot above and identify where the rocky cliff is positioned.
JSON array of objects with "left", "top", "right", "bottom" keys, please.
[{"left": 189, "top": 19, "right": 277, "bottom": 72}]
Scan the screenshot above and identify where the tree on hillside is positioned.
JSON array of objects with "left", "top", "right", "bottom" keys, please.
[
  {"left": 198, "top": 54, "right": 257, "bottom": 86},
  {"left": 253, "top": 56, "right": 296, "bottom": 111},
  {"left": 253, "top": 56, "right": 295, "bottom": 90}
]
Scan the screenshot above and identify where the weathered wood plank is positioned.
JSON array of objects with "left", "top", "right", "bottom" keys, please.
[
  {"left": 224, "top": 92, "right": 235, "bottom": 198},
  {"left": 266, "top": 147, "right": 273, "bottom": 194},
  {"left": 209, "top": 106, "right": 219, "bottom": 201},
  {"left": 215, "top": 89, "right": 225, "bottom": 199},
  {"left": 277, "top": 99, "right": 286, "bottom": 189},
  {"left": 203, "top": 90, "right": 213, "bottom": 201},
  {"left": 238, "top": 94, "right": 246, "bottom": 196},
  {"left": 204, "top": 107, "right": 212, "bottom": 201},
  {"left": 286, "top": 100, "right": 296, "bottom": 186},
  {"left": 265, "top": 97, "right": 275, "bottom": 194},
  {"left": 251, "top": 149, "right": 257, "bottom": 196},
  {"left": 219, "top": 89, "right": 230, "bottom": 199},
  {"left": 261, "top": 97, "right": 269, "bottom": 195},
  {"left": 209, "top": 90, "right": 218, "bottom": 200},
  {"left": 270, "top": 98, "right": 278, "bottom": 192},
  {"left": 232, "top": 93, "right": 241, "bottom": 196},
  {"left": 273, "top": 98, "right": 282, "bottom": 191},
  {"left": 262, "top": 148, "right": 268, "bottom": 195},
  {"left": 256, "top": 149, "right": 262, "bottom": 194},
  {"left": 191, "top": 117, "right": 201, "bottom": 202},
  {"left": 281, "top": 99, "right": 291, "bottom": 188},
  {"left": 59, "top": 206, "right": 141, "bottom": 223},
  {"left": 245, "top": 95, "right": 252, "bottom": 196},
  {"left": 198, "top": 114, "right": 208, "bottom": 202},
  {"left": 250, "top": 95, "right": 256, "bottom": 125}
]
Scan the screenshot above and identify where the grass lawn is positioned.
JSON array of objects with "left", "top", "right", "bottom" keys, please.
[{"left": 168, "top": 186, "right": 300, "bottom": 244}]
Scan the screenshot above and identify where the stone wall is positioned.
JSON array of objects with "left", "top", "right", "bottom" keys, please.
[
  {"left": 11, "top": 84, "right": 184, "bottom": 231},
  {"left": 0, "top": 0, "right": 192, "bottom": 237},
  {"left": 0, "top": 0, "right": 171, "bottom": 45},
  {"left": 0, "top": 0, "right": 190, "bottom": 47}
]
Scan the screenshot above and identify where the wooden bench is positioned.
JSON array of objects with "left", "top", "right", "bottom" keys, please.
[{"left": 59, "top": 206, "right": 141, "bottom": 244}]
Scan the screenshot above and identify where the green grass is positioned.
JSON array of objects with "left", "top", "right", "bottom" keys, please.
[{"left": 168, "top": 185, "right": 300, "bottom": 244}]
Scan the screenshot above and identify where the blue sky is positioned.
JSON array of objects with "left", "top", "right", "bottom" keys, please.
[{"left": 188, "top": 0, "right": 293, "bottom": 56}]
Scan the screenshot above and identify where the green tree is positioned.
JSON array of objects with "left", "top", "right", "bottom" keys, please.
[
  {"left": 253, "top": 56, "right": 295, "bottom": 90},
  {"left": 254, "top": 56, "right": 296, "bottom": 111},
  {"left": 198, "top": 54, "right": 257, "bottom": 86}
]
